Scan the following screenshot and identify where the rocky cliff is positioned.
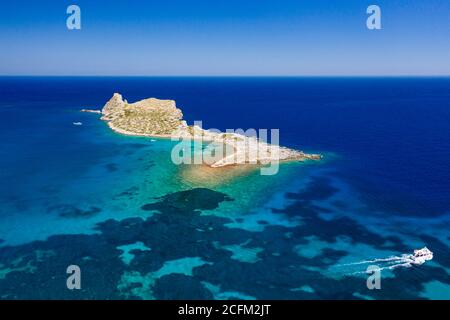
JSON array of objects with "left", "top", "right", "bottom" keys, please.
[{"left": 101, "top": 93, "right": 186, "bottom": 136}]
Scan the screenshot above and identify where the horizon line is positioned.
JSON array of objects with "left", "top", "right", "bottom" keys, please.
[{"left": 1, "top": 74, "right": 450, "bottom": 78}]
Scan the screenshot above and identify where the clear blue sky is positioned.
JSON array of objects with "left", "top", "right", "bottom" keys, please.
[{"left": 0, "top": 0, "right": 449, "bottom": 76}]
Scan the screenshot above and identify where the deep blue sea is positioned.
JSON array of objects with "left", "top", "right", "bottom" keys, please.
[{"left": 0, "top": 77, "right": 449, "bottom": 299}]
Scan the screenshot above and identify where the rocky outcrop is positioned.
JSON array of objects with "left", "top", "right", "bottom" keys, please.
[
  {"left": 101, "top": 93, "right": 186, "bottom": 135},
  {"left": 101, "top": 93, "right": 126, "bottom": 121}
]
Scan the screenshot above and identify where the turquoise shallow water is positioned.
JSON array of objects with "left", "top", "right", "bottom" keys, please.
[{"left": 0, "top": 77, "right": 449, "bottom": 299}]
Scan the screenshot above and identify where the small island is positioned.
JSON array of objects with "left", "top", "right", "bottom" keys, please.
[{"left": 91, "top": 93, "right": 321, "bottom": 168}]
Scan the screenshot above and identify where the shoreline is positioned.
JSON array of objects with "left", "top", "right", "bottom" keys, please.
[{"left": 107, "top": 121, "right": 320, "bottom": 168}]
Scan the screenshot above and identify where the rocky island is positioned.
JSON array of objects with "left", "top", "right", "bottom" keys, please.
[{"left": 93, "top": 93, "right": 321, "bottom": 168}]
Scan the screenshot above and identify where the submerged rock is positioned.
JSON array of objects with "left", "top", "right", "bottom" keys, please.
[{"left": 141, "top": 188, "right": 233, "bottom": 214}]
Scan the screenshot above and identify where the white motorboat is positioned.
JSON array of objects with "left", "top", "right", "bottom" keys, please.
[{"left": 409, "top": 247, "right": 433, "bottom": 265}]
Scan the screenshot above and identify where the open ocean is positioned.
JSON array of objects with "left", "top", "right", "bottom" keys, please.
[{"left": 0, "top": 77, "right": 449, "bottom": 299}]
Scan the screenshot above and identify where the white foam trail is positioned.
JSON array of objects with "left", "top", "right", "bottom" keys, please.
[
  {"left": 335, "top": 255, "right": 408, "bottom": 267},
  {"left": 330, "top": 253, "right": 418, "bottom": 277},
  {"left": 329, "top": 248, "right": 433, "bottom": 277}
]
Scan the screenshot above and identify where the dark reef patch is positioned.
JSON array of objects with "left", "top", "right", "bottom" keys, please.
[
  {"left": 141, "top": 188, "right": 233, "bottom": 215},
  {"left": 1, "top": 184, "right": 448, "bottom": 300},
  {"left": 105, "top": 163, "right": 118, "bottom": 172},
  {"left": 153, "top": 274, "right": 213, "bottom": 300},
  {"left": 47, "top": 204, "right": 102, "bottom": 218},
  {"left": 331, "top": 200, "right": 347, "bottom": 209},
  {"left": 116, "top": 186, "right": 139, "bottom": 199},
  {"left": 143, "top": 161, "right": 155, "bottom": 170}
]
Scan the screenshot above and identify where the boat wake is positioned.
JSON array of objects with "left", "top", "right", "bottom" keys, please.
[
  {"left": 331, "top": 247, "right": 433, "bottom": 276},
  {"left": 337, "top": 255, "right": 413, "bottom": 269}
]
